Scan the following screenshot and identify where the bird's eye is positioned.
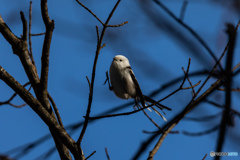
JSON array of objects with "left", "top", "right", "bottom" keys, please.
[{"left": 119, "top": 59, "right": 122, "bottom": 61}]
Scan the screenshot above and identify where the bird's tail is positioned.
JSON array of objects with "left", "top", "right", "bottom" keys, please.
[
  {"left": 143, "top": 95, "right": 172, "bottom": 111},
  {"left": 142, "top": 95, "right": 171, "bottom": 122}
]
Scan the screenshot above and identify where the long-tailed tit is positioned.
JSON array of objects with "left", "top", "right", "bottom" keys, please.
[{"left": 107, "top": 55, "right": 171, "bottom": 121}]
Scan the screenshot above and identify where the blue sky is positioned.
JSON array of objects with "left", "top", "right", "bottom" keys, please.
[{"left": 0, "top": 0, "right": 240, "bottom": 159}]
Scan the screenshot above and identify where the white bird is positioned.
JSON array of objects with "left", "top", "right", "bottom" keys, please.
[{"left": 108, "top": 55, "right": 171, "bottom": 121}]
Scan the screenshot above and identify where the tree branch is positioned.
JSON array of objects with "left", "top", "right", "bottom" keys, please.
[
  {"left": 40, "top": 0, "right": 55, "bottom": 96},
  {"left": 0, "top": 15, "right": 20, "bottom": 51},
  {"left": 215, "top": 24, "right": 237, "bottom": 159},
  {"left": 0, "top": 66, "right": 77, "bottom": 158},
  {"left": 77, "top": 0, "right": 123, "bottom": 146}
]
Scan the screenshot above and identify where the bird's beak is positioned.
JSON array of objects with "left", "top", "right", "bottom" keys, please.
[{"left": 113, "top": 57, "right": 117, "bottom": 61}]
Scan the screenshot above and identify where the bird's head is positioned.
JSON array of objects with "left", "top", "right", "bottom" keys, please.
[{"left": 112, "top": 55, "right": 130, "bottom": 68}]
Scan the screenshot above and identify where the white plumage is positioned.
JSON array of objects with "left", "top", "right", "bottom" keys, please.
[{"left": 109, "top": 55, "right": 171, "bottom": 121}]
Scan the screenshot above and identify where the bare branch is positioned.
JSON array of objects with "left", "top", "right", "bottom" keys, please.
[
  {"left": 48, "top": 93, "right": 64, "bottom": 127},
  {"left": 0, "top": 15, "right": 20, "bottom": 50},
  {"left": 40, "top": 0, "right": 55, "bottom": 96},
  {"left": 105, "top": 148, "right": 111, "bottom": 160},
  {"left": 202, "top": 154, "right": 207, "bottom": 160},
  {"left": 147, "top": 123, "right": 176, "bottom": 160},
  {"left": 77, "top": 0, "right": 123, "bottom": 146},
  {"left": 141, "top": 108, "right": 165, "bottom": 133},
  {"left": 216, "top": 24, "right": 237, "bottom": 156},
  {"left": 28, "top": 1, "right": 36, "bottom": 66},
  {"left": 20, "top": 11, "right": 27, "bottom": 41},
  {"left": 31, "top": 32, "right": 46, "bottom": 36},
  {"left": 179, "top": 0, "right": 188, "bottom": 21},
  {"left": 76, "top": 0, "right": 127, "bottom": 27},
  {"left": 85, "top": 151, "right": 96, "bottom": 160},
  {"left": 0, "top": 65, "right": 78, "bottom": 158},
  {"left": 0, "top": 82, "right": 30, "bottom": 106}
]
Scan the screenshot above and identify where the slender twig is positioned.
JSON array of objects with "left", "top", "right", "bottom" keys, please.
[
  {"left": 48, "top": 93, "right": 64, "bottom": 127},
  {"left": 179, "top": 0, "right": 188, "bottom": 21},
  {"left": 20, "top": 11, "right": 27, "bottom": 41},
  {"left": 105, "top": 148, "right": 111, "bottom": 160},
  {"left": 96, "top": 26, "right": 100, "bottom": 43},
  {"left": 156, "top": 58, "right": 199, "bottom": 103},
  {"left": 202, "top": 154, "right": 207, "bottom": 160},
  {"left": 0, "top": 82, "right": 30, "bottom": 106},
  {"left": 76, "top": 0, "right": 127, "bottom": 27},
  {"left": 86, "top": 76, "right": 91, "bottom": 88},
  {"left": 182, "top": 67, "right": 196, "bottom": 96},
  {"left": 85, "top": 151, "right": 96, "bottom": 160},
  {"left": 9, "top": 102, "right": 27, "bottom": 108},
  {"left": 141, "top": 107, "right": 164, "bottom": 132},
  {"left": 76, "top": 0, "right": 104, "bottom": 25},
  {"left": 88, "top": 101, "right": 151, "bottom": 119},
  {"left": 232, "top": 62, "right": 240, "bottom": 73},
  {"left": 28, "top": 1, "right": 36, "bottom": 66},
  {"left": 31, "top": 32, "right": 45, "bottom": 36}
]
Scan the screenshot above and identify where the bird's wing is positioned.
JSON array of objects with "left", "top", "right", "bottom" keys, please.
[{"left": 126, "top": 66, "right": 146, "bottom": 107}]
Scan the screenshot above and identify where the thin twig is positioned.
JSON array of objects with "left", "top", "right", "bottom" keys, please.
[
  {"left": 141, "top": 107, "right": 164, "bottom": 133},
  {"left": 48, "top": 93, "right": 64, "bottom": 127},
  {"left": 0, "top": 82, "right": 30, "bottom": 106},
  {"left": 85, "top": 151, "right": 96, "bottom": 160},
  {"left": 20, "top": 11, "right": 27, "bottom": 41},
  {"left": 76, "top": 0, "right": 127, "bottom": 27},
  {"left": 202, "top": 154, "right": 207, "bottom": 160},
  {"left": 9, "top": 102, "right": 27, "bottom": 108},
  {"left": 31, "top": 32, "right": 45, "bottom": 36},
  {"left": 88, "top": 102, "right": 156, "bottom": 120},
  {"left": 76, "top": 0, "right": 105, "bottom": 26},
  {"left": 179, "top": 0, "right": 188, "bottom": 21},
  {"left": 28, "top": 1, "right": 36, "bottom": 66},
  {"left": 86, "top": 76, "right": 91, "bottom": 88},
  {"left": 182, "top": 66, "right": 196, "bottom": 96},
  {"left": 105, "top": 148, "right": 111, "bottom": 160}
]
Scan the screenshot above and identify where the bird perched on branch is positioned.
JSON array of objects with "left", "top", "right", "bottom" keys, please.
[{"left": 105, "top": 55, "right": 171, "bottom": 121}]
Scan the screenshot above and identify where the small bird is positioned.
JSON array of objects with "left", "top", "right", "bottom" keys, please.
[{"left": 107, "top": 55, "right": 171, "bottom": 121}]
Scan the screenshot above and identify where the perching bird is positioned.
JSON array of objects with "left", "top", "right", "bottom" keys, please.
[{"left": 107, "top": 55, "right": 171, "bottom": 121}]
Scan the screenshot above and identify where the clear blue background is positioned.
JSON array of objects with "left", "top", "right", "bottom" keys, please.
[{"left": 0, "top": 0, "right": 240, "bottom": 159}]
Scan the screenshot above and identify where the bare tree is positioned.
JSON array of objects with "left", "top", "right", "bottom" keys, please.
[{"left": 0, "top": 0, "right": 239, "bottom": 160}]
